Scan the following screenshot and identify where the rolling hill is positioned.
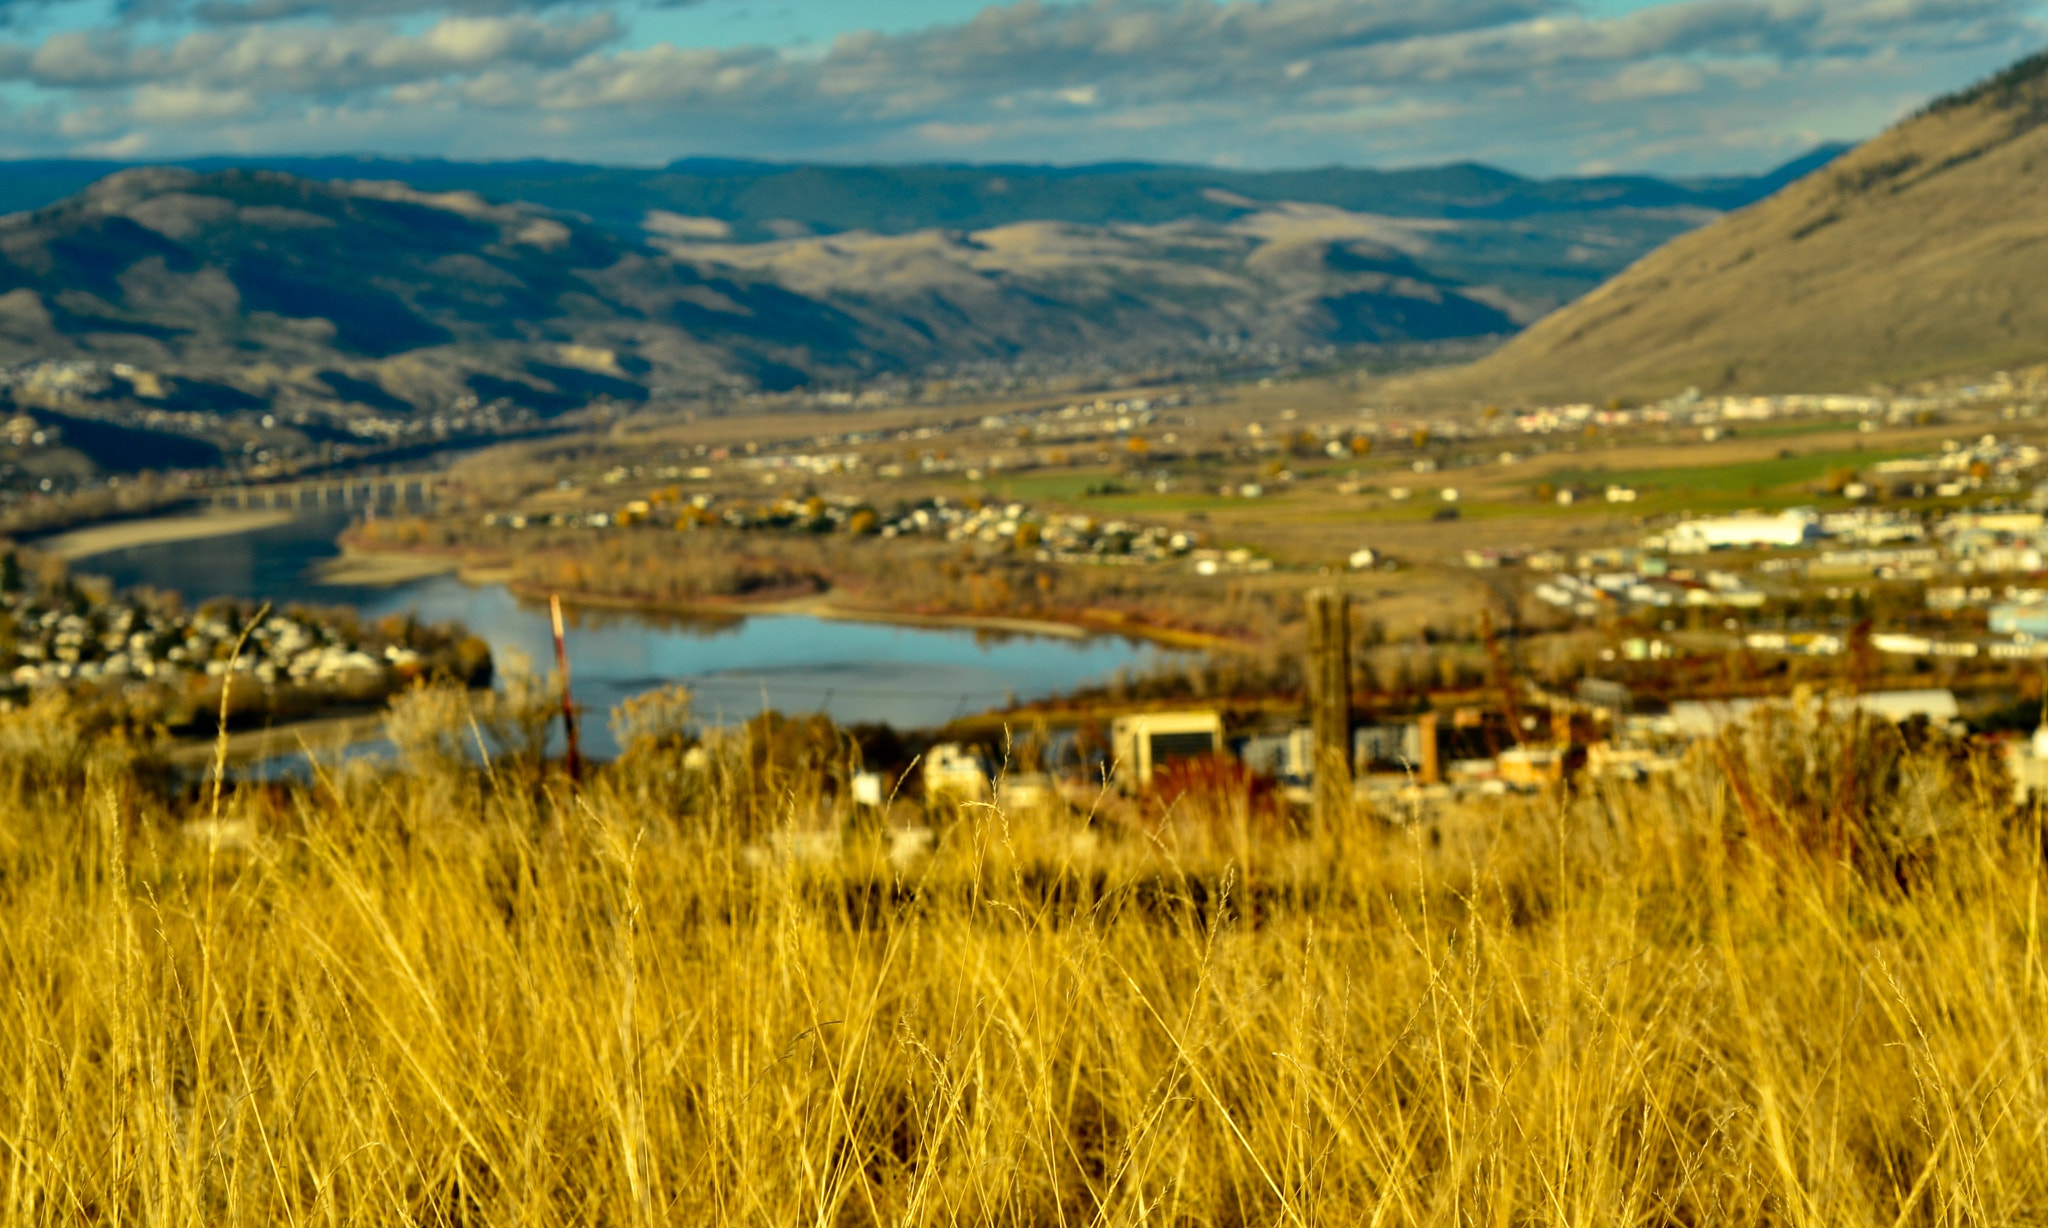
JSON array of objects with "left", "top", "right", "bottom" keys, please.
[
  {"left": 0, "top": 151, "right": 1837, "bottom": 337},
  {"left": 1389, "top": 54, "right": 2048, "bottom": 405},
  {"left": 0, "top": 146, "right": 1837, "bottom": 445},
  {"left": 0, "top": 168, "right": 879, "bottom": 410},
  {"left": 0, "top": 166, "right": 1537, "bottom": 409}
]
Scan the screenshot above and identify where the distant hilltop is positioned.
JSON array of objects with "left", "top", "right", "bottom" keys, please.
[
  {"left": 0, "top": 151, "right": 1843, "bottom": 248},
  {"left": 1388, "top": 51, "right": 2048, "bottom": 406}
]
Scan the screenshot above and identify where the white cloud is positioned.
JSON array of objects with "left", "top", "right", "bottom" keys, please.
[
  {"left": 0, "top": 0, "right": 2036, "bottom": 171},
  {"left": 1583, "top": 59, "right": 1708, "bottom": 101},
  {"left": 132, "top": 81, "right": 257, "bottom": 118},
  {"left": 3, "top": 12, "right": 620, "bottom": 92}
]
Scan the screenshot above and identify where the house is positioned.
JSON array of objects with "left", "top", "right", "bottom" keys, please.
[
  {"left": 1239, "top": 726, "right": 1315, "bottom": 782},
  {"left": 1498, "top": 746, "right": 1565, "bottom": 788},
  {"left": 1111, "top": 711, "right": 1224, "bottom": 790},
  {"left": 923, "top": 743, "right": 991, "bottom": 803},
  {"left": 2005, "top": 727, "right": 2048, "bottom": 803},
  {"left": 1354, "top": 723, "right": 1425, "bottom": 771}
]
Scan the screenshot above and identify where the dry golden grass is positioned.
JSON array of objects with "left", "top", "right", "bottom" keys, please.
[{"left": 1, "top": 695, "right": 2045, "bottom": 1224}]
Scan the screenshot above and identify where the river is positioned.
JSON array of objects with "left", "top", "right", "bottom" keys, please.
[{"left": 70, "top": 510, "right": 1185, "bottom": 754}]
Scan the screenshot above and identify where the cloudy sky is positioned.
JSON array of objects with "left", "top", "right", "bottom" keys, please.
[{"left": 0, "top": 0, "right": 2037, "bottom": 174}]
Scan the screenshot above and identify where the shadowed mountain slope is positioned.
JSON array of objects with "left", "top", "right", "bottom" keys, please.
[
  {"left": 0, "top": 167, "right": 1573, "bottom": 414},
  {"left": 0, "top": 147, "right": 1843, "bottom": 417},
  {"left": 0, "top": 168, "right": 880, "bottom": 408},
  {"left": 0, "top": 151, "right": 1840, "bottom": 334},
  {"left": 1389, "top": 56, "right": 2048, "bottom": 405}
]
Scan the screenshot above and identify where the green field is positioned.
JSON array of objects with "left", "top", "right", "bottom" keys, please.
[
  {"left": 975, "top": 471, "right": 1242, "bottom": 517},
  {"left": 952, "top": 443, "right": 1934, "bottom": 536},
  {"left": 1542, "top": 445, "right": 1917, "bottom": 497}
]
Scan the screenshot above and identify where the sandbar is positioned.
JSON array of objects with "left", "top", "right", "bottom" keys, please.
[
  {"left": 316, "top": 549, "right": 461, "bottom": 587},
  {"left": 39, "top": 510, "right": 296, "bottom": 560}
]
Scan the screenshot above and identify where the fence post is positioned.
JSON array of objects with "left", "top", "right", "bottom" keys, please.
[
  {"left": 1306, "top": 587, "right": 1353, "bottom": 829},
  {"left": 550, "top": 593, "right": 582, "bottom": 784}
]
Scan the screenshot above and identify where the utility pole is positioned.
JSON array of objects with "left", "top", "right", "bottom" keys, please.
[
  {"left": 1306, "top": 586, "right": 1353, "bottom": 829},
  {"left": 1478, "top": 607, "right": 1524, "bottom": 746}
]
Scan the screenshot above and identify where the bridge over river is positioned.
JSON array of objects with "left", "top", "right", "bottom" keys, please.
[{"left": 205, "top": 476, "right": 449, "bottom": 512}]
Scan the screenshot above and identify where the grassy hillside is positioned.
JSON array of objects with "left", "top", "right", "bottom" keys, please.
[
  {"left": 0, "top": 152, "right": 1843, "bottom": 396},
  {"left": 0, "top": 168, "right": 1543, "bottom": 415},
  {"left": 0, "top": 167, "right": 883, "bottom": 407},
  {"left": 1391, "top": 53, "right": 2048, "bottom": 405},
  {"left": 0, "top": 144, "right": 1852, "bottom": 439},
  {"left": 0, "top": 687, "right": 2040, "bottom": 1222}
]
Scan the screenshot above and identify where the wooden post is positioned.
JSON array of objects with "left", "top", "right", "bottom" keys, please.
[
  {"left": 550, "top": 594, "right": 582, "bottom": 784},
  {"left": 1417, "top": 711, "right": 1440, "bottom": 785},
  {"left": 1306, "top": 587, "right": 1353, "bottom": 828}
]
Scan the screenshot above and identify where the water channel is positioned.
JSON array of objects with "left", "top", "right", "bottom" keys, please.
[{"left": 71, "top": 510, "right": 1185, "bottom": 756}]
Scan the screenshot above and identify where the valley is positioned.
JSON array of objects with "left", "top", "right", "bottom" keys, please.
[
  {"left": 33, "top": 351, "right": 2048, "bottom": 768},
  {"left": 8, "top": 53, "right": 2048, "bottom": 796},
  {"left": 0, "top": 150, "right": 1834, "bottom": 501}
]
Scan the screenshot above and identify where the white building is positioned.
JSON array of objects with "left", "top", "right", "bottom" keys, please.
[
  {"left": 1111, "top": 711, "right": 1224, "bottom": 791},
  {"left": 1660, "top": 689, "right": 1959, "bottom": 739},
  {"left": 1667, "top": 510, "right": 1819, "bottom": 553}
]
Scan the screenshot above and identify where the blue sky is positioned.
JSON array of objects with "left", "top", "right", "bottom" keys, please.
[{"left": 0, "top": 0, "right": 2038, "bottom": 173}]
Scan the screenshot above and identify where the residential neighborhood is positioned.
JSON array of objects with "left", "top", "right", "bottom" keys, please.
[{"left": 0, "top": 564, "right": 490, "bottom": 723}]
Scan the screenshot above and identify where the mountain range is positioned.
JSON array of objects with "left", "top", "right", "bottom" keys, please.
[
  {"left": 0, "top": 151, "right": 1836, "bottom": 429},
  {"left": 0, "top": 152, "right": 1841, "bottom": 248},
  {"left": 1393, "top": 54, "right": 2048, "bottom": 404}
]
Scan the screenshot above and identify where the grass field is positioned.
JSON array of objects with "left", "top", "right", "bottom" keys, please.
[
  {"left": 1542, "top": 445, "right": 1917, "bottom": 499},
  {"left": 1, "top": 690, "right": 2044, "bottom": 1224},
  {"left": 969, "top": 441, "right": 1924, "bottom": 547}
]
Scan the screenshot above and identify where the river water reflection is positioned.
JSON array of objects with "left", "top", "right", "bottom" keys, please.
[{"left": 73, "top": 511, "right": 1185, "bottom": 752}]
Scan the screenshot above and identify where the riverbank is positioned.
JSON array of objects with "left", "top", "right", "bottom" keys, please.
[
  {"left": 38, "top": 509, "right": 296, "bottom": 560},
  {"left": 319, "top": 533, "right": 1238, "bottom": 650},
  {"left": 502, "top": 578, "right": 1240, "bottom": 651}
]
